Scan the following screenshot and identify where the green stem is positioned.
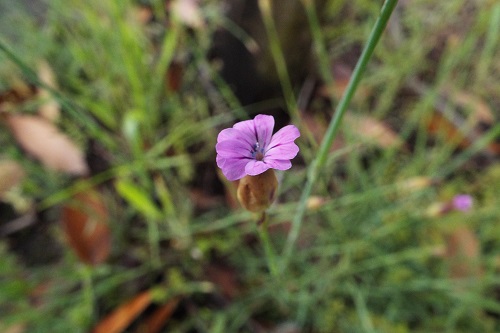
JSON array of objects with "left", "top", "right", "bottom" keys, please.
[
  {"left": 148, "top": 218, "right": 161, "bottom": 268},
  {"left": 80, "top": 264, "right": 95, "bottom": 325},
  {"left": 301, "top": 0, "right": 334, "bottom": 89},
  {"left": 257, "top": 0, "right": 298, "bottom": 120},
  {"left": 257, "top": 213, "right": 279, "bottom": 278},
  {"left": 280, "top": 0, "right": 399, "bottom": 272}
]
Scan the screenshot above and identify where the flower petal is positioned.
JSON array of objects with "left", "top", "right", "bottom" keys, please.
[
  {"left": 217, "top": 128, "right": 233, "bottom": 143},
  {"left": 245, "top": 160, "right": 271, "bottom": 176},
  {"left": 216, "top": 140, "right": 253, "bottom": 158},
  {"left": 216, "top": 154, "right": 226, "bottom": 168},
  {"left": 220, "top": 157, "right": 250, "bottom": 181},
  {"left": 265, "top": 159, "right": 292, "bottom": 170},
  {"left": 265, "top": 142, "right": 299, "bottom": 160},
  {"left": 233, "top": 119, "right": 255, "bottom": 135},
  {"left": 268, "top": 125, "right": 300, "bottom": 148},
  {"left": 217, "top": 128, "right": 254, "bottom": 146},
  {"left": 253, "top": 114, "right": 274, "bottom": 148}
]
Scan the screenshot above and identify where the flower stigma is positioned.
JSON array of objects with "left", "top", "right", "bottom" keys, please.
[{"left": 252, "top": 142, "right": 265, "bottom": 161}]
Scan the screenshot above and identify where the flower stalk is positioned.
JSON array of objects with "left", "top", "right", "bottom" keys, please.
[{"left": 257, "top": 216, "right": 280, "bottom": 278}]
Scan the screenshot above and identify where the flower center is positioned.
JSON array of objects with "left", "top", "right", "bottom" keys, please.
[{"left": 252, "top": 142, "right": 265, "bottom": 161}]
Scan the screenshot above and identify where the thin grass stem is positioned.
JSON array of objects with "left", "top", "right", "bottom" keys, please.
[
  {"left": 280, "top": 0, "right": 399, "bottom": 273},
  {"left": 0, "top": 39, "right": 101, "bottom": 136},
  {"left": 257, "top": 214, "right": 279, "bottom": 278},
  {"left": 80, "top": 264, "right": 95, "bottom": 325},
  {"left": 148, "top": 219, "right": 161, "bottom": 268},
  {"left": 257, "top": 0, "right": 298, "bottom": 120}
]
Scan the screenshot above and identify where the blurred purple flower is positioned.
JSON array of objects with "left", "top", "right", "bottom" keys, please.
[
  {"left": 216, "top": 114, "right": 300, "bottom": 181},
  {"left": 452, "top": 194, "right": 473, "bottom": 212}
]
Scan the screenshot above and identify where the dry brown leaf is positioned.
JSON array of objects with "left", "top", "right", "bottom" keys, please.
[
  {"left": 3, "top": 114, "right": 89, "bottom": 175},
  {"left": 28, "top": 280, "right": 52, "bottom": 309},
  {"left": 134, "top": 5, "right": 154, "bottom": 24},
  {"left": 189, "top": 188, "right": 222, "bottom": 210},
  {"left": 426, "top": 113, "right": 470, "bottom": 149},
  {"left": 345, "top": 114, "right": 404, "bottom": 149},
  {"left": 0, "top": 79, "right": 35, "bottom": 105},
  {"left": 448, "top": 92, "right": 499, "bottom": 156},
  {"left": 135, "top": 297, "right": 181, "bottom": 333},
  {"left": 0, "top": 323, "right": 26, "bottom": 333},
  {"left": 396, "top": 176, "right": 433, "bottom": 195},
  {"left": 300, "top": 112, "right": 346, "bottom": 151},
  {"left": 206, "top": 264, "right": 240, "bottom": 299},
  {"left": 37, "top": 61, "right": 60, "bottom": 122},
  {"left": 488, "top": 142, "right": 500, "bottom": 155},
  {"left": 300, "top": 112, "right": 327, "bottom": 145},
  {"left": 318, "top": 63, "right": 371, "bottom": 101},
  {"left": 61, "top": 189, "right": 110, "bottom": 265},
  {"left": 445, "top": 227, "right": 482, "bottom": 281},
  {"left": 93, "top": 290, "right": 152, "bottom": 333},
  {"left": 0, "top": 160, "right": 25, "bottom": 198},
  {"left": 450, "top": 91, "right": 494, "bottom": 126},
  {"left": 166, "top": 62, "right": 184, "bottom": 93},
  {"left": 306, "top": 196, "right": 328, "bottom": 211}
]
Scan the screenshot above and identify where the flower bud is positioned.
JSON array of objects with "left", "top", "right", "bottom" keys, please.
[{"left": 236, "top": 169, "right": 278, "bottom": 213}]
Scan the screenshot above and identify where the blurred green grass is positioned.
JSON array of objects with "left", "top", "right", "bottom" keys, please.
[{"left": 1, "top": 0, "right": 500, "bottom": 332}]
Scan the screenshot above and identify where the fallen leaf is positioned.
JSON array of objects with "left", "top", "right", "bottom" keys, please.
[
  {"left": 345, "top": 114, "right": 405, "bottom": 149},
  {"left": 0, "top": 323, "right": 26, "bottom": 333},
  {"left": 0, "top": 79, "right": 35, "bottom": 106},
  {"left": 189, "top": 188, "right": 222, "bottom": 211},
  {"left": 410, "top": 79, "right": 497, "bottom": 155},
  {"left": 61, "top": 189, "right": 110, "bottom": 265},
  {"left": 2, "top": 114, "right": 89, "bottom": 175},
  {"left": 299, "top": 112, "right": 345, "bottom": 151},
  {"left": 449, "top": 90, "right": 494, "bottom": 127},
  {"left": 396, "top": 176, "right": 433, "bottom": 194},
  {"left": 206, "top": 264, "right": 240, "bottom": 299},
  {"left": 37, "top": 61, "right": 60, "bottom": 122},
  {"left": 93, "top": 290, "right": 152, "bottom": 333},
  {"left": 306, "top": 196, "right": 328, "bottom": 211},
  {"left": 166, "top": 62, "right": 184, "bottom": 93},
  {"left": 300, "top": 112, "right": 327, "bottom": 145},
  {"left": 0, "top": 160, "right": 25, "bottom": 199},
  {"left": 426, "top": 113, "right": 470, "bottom": 149},
  {"left": 29, "top": 280, "right": 52, "bottom": 308},
  {"left": 135, "top": 297, "right": 181, "bottom": 333},
  {"left": 445, "top": 227, "right": 482, "bottom": 281},
  {"left": 134, "top": 5, "right": 154, "bottom": 25},
  {"left": 318, "top": 63, "right": 371, "bottom": 101}
]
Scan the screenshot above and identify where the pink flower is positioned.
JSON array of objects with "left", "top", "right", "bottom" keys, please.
[
  {"left": 452, "top": 194, "right": 473, "bottom": 212},
  {"left": 216, "top": 114, "right": 300, "bottom": 181}
]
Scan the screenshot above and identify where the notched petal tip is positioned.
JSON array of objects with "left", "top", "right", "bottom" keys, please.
[
  {"left": 253, "top": 114, "right": 275, "bottom": 147},
  {"left": 268, "top": 125, "right": 300, "bottom": 149},
  {"left": 217, "top": 128, "right": 233, "bottom": 143}
]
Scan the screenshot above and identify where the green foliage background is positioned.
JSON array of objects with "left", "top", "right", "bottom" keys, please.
[{"left": 1, "top": 0, "right": 499, "bottom": 332}]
